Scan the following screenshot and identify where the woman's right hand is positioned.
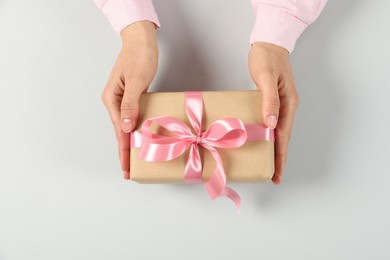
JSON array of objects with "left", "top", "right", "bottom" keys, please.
[{"left": 101, "top": 20, "right": 159, "bottom": 179}]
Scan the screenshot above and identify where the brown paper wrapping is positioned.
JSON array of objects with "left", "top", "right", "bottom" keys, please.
[{"left": 130, "top": 90, "right": 274, "bottom": 183}]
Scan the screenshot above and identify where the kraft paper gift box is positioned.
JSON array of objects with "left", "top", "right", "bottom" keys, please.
[{"left": 129, "top": 90, "right": 274, "bottom": 183}]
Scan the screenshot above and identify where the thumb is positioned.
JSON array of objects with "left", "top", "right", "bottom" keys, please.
[
  {"left": 120, "top": 82, "right": 144, "bottom": 133},
  {"left": 259, "top": 76, "right": 280, "bottom": 129}
]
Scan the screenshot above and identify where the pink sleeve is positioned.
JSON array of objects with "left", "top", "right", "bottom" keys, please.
[
  {"left": 250, "top": 0, "right": 328, "bottom": 53},
  {"left": 93, "top": 0, "right": 161, "bottom": 33}
]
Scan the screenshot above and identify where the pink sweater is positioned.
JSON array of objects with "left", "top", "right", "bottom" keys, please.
[{"left": 94, "top": 0, "right": 327, "bottom": 53}]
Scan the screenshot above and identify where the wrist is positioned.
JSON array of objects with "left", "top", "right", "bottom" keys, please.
[
  {"left": 251, "top": 42, "right": 289, "bottom": 56},
  {"left": 120, "top": 21, "right": 157, "bottom": 46}
]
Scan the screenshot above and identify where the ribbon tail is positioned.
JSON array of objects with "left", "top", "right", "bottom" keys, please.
[
  {"left": 204, "top": 146, "right": 241, "bottom": 214},
  {"left": 184, "top": 144, "right": 202, "bottom": 184},
  {"left": 219, "top": 187, "right": 241, "bottom": 215}
]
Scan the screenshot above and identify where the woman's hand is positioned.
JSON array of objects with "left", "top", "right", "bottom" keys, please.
[
  {"left": 248, "top": 42, "right": 300, "bottom": 184},
  {"left": 101, "top": 21, "right": 159, "bottom": 179}
]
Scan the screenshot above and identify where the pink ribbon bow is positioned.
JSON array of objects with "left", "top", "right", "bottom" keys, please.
[{"left": 131, "top": 91, "right": 274, "bottom": 213}]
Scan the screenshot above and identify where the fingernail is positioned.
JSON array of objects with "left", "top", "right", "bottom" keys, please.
[
  {"left": 123, "top": 170, "right": 130, "bottom": 180},
  {"left": 267, "top": 115, "right": 278, "bottom": 129},
  {"left": 121, "top": 119, "right": 133, "bottom": 133}
]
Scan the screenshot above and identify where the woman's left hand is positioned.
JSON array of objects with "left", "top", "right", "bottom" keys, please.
[{"left": 248, "top": 42, "right": 300, "bottom": 184}]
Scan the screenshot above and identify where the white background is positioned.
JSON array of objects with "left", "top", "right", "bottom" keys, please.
[{"left": 1, "top": 0, "right": 389, "bottom": 259}]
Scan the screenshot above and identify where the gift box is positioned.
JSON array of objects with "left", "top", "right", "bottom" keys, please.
[{"left": 130, "top": 90, "right": 275, "bottom": 210}]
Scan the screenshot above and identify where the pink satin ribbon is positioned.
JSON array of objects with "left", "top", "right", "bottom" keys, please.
[{"left": 130, "top": 91, "right": 274, "bottom": 213}]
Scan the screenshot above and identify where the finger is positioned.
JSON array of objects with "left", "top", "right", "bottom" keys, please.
[
  {"left": 118, "top": 130, "right": 131, "bottom": 180},
  {"left": 101, "top": 83, "right": 131, "bottom": 180},
  {"left": 273, "top": 80, "right": 299, "bottom": 184},
  {"left": 120, "top": 79, "right": 145, "bottom": 133},
  {"left": 119, "top": 78, "right": 147, "bottom": 179},
  {"left": 257, "top": 74, "right": 280, "bottom": 129}
]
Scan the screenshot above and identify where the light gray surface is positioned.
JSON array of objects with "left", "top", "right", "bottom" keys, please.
[{"left": 0, "top": 0, "right": 389, "bottom": 259}]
